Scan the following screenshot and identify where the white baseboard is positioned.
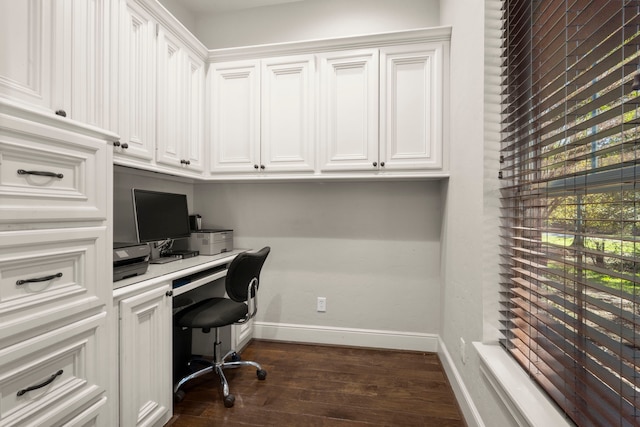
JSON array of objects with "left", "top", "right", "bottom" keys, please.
[
  {"left": 438, "top": 337, "right": 485, "bottom": 427},
  {"left": 253, "top": 321, "right": 439, "bottom": 352}
]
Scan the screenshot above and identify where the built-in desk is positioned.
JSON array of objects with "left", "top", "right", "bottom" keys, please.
[
  {"left": 113, "top": 249, "right": 247, "bottom": 294},
  {"left": 112, "top": 249, "right": 248, "bottom": 427}
]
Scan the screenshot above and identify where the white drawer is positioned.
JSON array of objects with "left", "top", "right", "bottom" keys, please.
[
  {"left": 0, "top": 227, "right": 108, "bottom": 346},
  {"left": 0, "top": 115, "right": 108, "bottom": 223},
  {"left": 0, "top": 313, "right": 107, "bottom": 427}
]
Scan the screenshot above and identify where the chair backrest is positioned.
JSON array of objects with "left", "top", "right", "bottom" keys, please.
[{"left": 225, "top": 247, "right": 270, "bottom": 302}]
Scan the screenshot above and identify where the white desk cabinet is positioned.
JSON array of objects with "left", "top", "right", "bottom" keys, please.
[
  {"left": 209, "top": 55, "right": 316, "bottom": 175},
  {"left": 119, "top": 283, "right": 173, "bottom": 427},
  {"left": 0, "top": 0, "right": 111, "bottom": 128}
]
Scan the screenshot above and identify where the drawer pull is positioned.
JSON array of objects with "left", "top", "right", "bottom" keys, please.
[
  {"left": 17, "top": 169, "right": 64, "bottom": 179},
  {"left": 16, "top": 272, "right": 63, "bottom": 286},
  {"left": 17, "top": 370, "right": 64, "bottom": 396}
]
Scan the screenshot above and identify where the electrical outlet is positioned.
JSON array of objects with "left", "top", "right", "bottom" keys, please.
[
  {"left": 460, "top": 337, "right": 467, "bottom": 364},
  {"left": 317, "top": 297, "right": 326, "bottom": 312}
]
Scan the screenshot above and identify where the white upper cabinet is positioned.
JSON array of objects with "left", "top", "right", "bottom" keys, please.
[
  {"left": 209, "top": 55, "right": 315, "bottom": 175},
  {"left": 380, "top": 43, "right": 444, "bottom": 171},
  {"left": 115, "top": 0, "right": 207, "bottom": 177},
  {"left": 156, "top": 28, "right": 205, "bottom": 174},
  {"left": 208, "top": 28, "right": 449, "bottom": 179},
  {"left": 261, "top": 55, "right": 315, "bottom": 173},
  {"left": 116, "top": 0, "right": 156, "bottom": 162},
  {"left": 318, "top": 49, "right": 379, "bottom": 172},
  {"left": 0, "top": 0, "right": 111, "bottom": 128},
  {"left": 209, "top": 60, "right": 261, "bottom": 173}
]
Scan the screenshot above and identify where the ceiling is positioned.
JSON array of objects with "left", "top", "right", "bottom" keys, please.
[{"left": 176, "top": 0, "right": 306, "bottom": 13}]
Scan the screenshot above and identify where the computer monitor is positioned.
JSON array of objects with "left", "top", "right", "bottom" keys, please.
[{"left": 132, "top": 189, "right": 192, "bottom": 244}]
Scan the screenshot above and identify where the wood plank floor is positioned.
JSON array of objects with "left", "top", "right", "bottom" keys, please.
[{"left": 166, "top": 340, "right": 466, "bottom": 426}]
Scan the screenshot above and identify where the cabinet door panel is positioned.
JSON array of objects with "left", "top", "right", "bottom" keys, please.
[
  {"left": 261, "top": 56, "right": 315, "bottom": 172},
  {"left": 119, "top": 285, "right": 172, "bottom": 427},
  {"left": 0, "top": 0, "right": 54, "bottom": 111},
  {"left": 380, "top": 43, "right": 443, "bottom": 170},
  {"left": 184, "top": 52, "right": 205, "bottom": 173},
  {"left": 117, "top": 1, "right": 155, "bottom": 161},
  {"left": 319, "top": 50, "right": 379, "bottom": 172},
  {"left": 156, "top": 29, "right": 184, "bottom": 168},
  {"left": 209, "top": 61, "right": 260, "bottom": 173},
  {"left": 57, "top": 0, "right": 109, "bottom": 127}
]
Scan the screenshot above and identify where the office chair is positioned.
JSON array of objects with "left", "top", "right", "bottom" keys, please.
[{"left": 173, "top": 247, "right": 270, "bottom": 408}]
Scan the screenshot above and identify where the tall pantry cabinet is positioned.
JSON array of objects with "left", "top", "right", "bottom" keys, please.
[{"left": 0, "top": 0, "right": 117, "bottom": 425}]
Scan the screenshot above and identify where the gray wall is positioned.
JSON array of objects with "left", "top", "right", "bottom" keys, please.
[{"left": 193, "top": 180, "right": 443, "bottom": 335}]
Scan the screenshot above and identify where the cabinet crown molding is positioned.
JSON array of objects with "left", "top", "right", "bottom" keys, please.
[{"left": 207, "top": 26, "right": 452, "bottom": 63}]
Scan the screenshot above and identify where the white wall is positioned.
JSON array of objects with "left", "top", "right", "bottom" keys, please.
[
  {"left": 192, "top": 0, "right": 440, "bottom": 48},
  {"left": 194, "top": 181, "right": 443, "bottom": 343},
  {"left": 439, "top": 1, "right": 514, "bottom": 426}
]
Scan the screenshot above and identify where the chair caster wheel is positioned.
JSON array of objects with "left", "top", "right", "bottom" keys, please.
[
  {"left": 257, "top": 369, "right": 267, "bottom": 380},
  {"left": 230, "top": 352, "right": 241, "bottom": 362},
  {"left": 174, "top": 390, "right": 186, "bottom": 403},
  {"left": 224, "top": 394, "right": 235, "bottom": 408}
]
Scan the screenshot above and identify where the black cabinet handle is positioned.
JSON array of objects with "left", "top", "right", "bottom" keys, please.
[
  {"left": 121, "top": 143, "right": 129, "bottom": 149},
  {"left": 166, "top": 290, "right": 173, "bottom": 297},
  {"left": 55, "top": 110, "right": 67, "bottom": 117},
  {"left": 17, "top": 370, "right": 64, "bottom": 396},
  {"left": 260, "top": 165, "right": 265, "bottom": 170},
  {"left": 18, "top": 169, "right": 64, "bottom": 179},
  {"left": 113, "top": 141, "right": 121, "bottom": 147},
  {"left": 380, "top": 161, "right": 385, "bottom": 167},
  {"left": 373, "top": 162, "right": 378, "bottom": 167},
  {"left": 254, "top": 164, "right": 259, "bottom": 169},
  {"left": 16, "top": 272, "right": 63, "bottom": 286}
]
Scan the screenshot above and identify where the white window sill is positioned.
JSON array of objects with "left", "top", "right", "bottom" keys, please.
[{"left": 473, "top": 342, "right": 573, "bottom": 427}]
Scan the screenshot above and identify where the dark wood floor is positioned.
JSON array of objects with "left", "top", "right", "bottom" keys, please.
[{"left": 167, "top": 340, "right": 466, "bottom": 426}]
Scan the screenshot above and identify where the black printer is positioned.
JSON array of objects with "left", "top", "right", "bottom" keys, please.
[{"left": 113, "top": 242, "right": 150, "bottom": 282}]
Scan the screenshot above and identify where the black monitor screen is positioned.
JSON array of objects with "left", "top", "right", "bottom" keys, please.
[{"left": 132, "top": 189, "right": 191, "bottom": 243}]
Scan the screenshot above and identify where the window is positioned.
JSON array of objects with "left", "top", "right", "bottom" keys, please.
[{"left": 499, "top": 1, "right": 640, "bottom": 426}]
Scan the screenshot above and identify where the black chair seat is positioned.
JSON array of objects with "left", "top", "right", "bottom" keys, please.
[{"left": 175, "top": 297, "right": 248, "bottom": 329}]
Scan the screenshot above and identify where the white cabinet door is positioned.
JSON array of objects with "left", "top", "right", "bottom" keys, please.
[
  {"left": 156, "top": 28, "right": 184, "bottom": 169},
  {"left": 0, "top": 0, "right": 109, "bottom": 127},
  {"left": 119, "top": 284, "right": 172, "bottom": 427},
  {"left": 0, "top": 1, "right": 55, "bottom": 111},
  {"left": 156, "top": 29, "right": 205, "bottom": 175},
  {"left": 318, "top": 49, "right": 379, "bottom": 172},
  {"left": 261, "top": 55, "right": 315, "bottom": 173},
  {"left": 183, "top": 51, "right": 205, "bottom": 173},
  {"left": 231, "top": 320, "right": 253, "bottom": 352},
  {"left": 380, "top": 43, "right": 444, "bottom": 170},
  {"left": 116, "top": 0, "right": 156, "bottom": 162},
  {"left": 209, "top": 60, "right": 261, "bottom": 174}
]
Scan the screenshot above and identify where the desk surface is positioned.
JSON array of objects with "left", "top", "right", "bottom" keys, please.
[{"left": 113, "top": 249, "right": 247, "bottom": 292}]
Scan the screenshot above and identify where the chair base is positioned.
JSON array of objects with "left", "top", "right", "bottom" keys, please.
[{"left": 173, "top": 330, "right": 266, "bottom": 408}]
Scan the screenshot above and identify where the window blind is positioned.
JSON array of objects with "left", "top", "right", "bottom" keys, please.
[{"left": 499, "top": 1, "right": 640, "bottom": 426}]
